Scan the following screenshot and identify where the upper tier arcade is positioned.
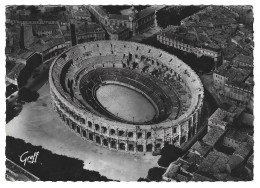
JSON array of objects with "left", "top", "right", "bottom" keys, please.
[{"left": 49, "top": 40, "right": 204, "bottom": 153}]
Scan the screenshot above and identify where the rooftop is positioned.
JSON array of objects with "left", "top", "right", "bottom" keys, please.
[
  {"left": 136, "top": 6, "right": 156, "bottom": 19},
  {"left": 28, "top": 35, "right": 65, "bottom": 53},
  {"left": 233, "top": 136, "right": 253, "bottom": 159},
  {"left": 32, "top": 24, "right": 59, "bottom": 33},
  {"left": 106, "top": 25, "right": 129, "bottom": 35},
  {"left": 181, "top": 6, "right": 237, "bottom": 27},
  {"left": 163, "top": 162, "right": 193, "bottom": 181},
  {"left": 182, "top": 152, "right": 204, "bottom": 167},
  {"left": 233, "top": 54, "right": 253, "bottom": 67},
  {"left": 208, "top": 107, "right": 241, "bottom": 128},
  {"left": 109, "top": 14, "right": 129, "bottom": 21},
  {"left": 72, "top": 9, "right": 91, "bottom": 18},
  {"left": 91, "top": 6, "right": 108, "bottom": 17},
  {"left": 190, "top": 141, "right": 212, "bottom": 157},
  {"left": 215, "top": 63, "right": 252, "bottom": 86},
  {"left": 203, "top": 127, "right": 225, "bottom": 146},
  {"left": 197, "top": 150, "right": 229, "bottom": 175},
  {"left": 77, "top": 23, "right": 104, "bottom": 35},
  {"left": 160, "top": 26, "right": 221, "bottom": 51},
  {"left": 224, "top": 127, "right": 249, "bottom": 143}
]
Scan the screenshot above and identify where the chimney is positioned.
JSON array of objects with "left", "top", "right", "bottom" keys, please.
[
  {"left": 20, "top": 24, "right": 25, "bottom": 49},
  {"left": 70, "top": 23, "right": 77, "bottom": 46}
]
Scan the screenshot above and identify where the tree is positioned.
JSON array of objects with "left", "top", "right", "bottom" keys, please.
[
  {"left": 18, "top": 87, "right": 39, "bottom": 103},
  {"left": 157, "top": 145, "right": 184, "bottom": 168},
  {"left": 147, "top": 167, "right": 166, "bottom": 181}
]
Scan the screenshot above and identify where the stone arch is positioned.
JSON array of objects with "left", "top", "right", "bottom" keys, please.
[
  {"left": 103, "top": 139, "right": 108, "bottom": 147},
  {"left": 89, "top": 133, "right": 93, "bottom": 141},
  {"left": 81, "top": 118, "right": 85, "bottom": 124},
  {"left": 137, "top": 145, "right": 143, "bottom": 152},
  {"left": 118, "top": 130, "right": 125, "bottom": 137},
  {"left": 119, "top": 143, "right": 125, "bottom": 150},
  {"left": 82, "top": 130, "right": 87, "bottom": 137},
  {"left": 101, "top": 126, "right": 107, "bottom": 134},
  {"left": 137, "top": 132, "right": 142, "bottom": 139},
  {"left": 96, "top": 136, "right": 101, "bottom": 145},
  {"left": 155, "top": 143, "right": 161, "bottom": 150},
  {"left": 147, "top": 132, "right": 152, "bottom": 139},
  {"left": 71, "top": 122, "right": 76, "bottom": 130},
  {"left": 128, "top": 132, "right": 133, "bottom": 138},
  {"left": 76, "top": 126, "right": 81, "bottom": 134},
  {"left": 95, "top": 124, "right": 100, "bottom": 131},
  {"left": 111, "top": 140, "right": 117, "bottom": 149},
  {"left": 146, "top": 144, "right": 153, "bottom": 152},
  {"left": 128, "top": 144, "right": 134, "bottom": 151},
  {"left": 62, "top": 114, "right": 65, "bottom": 122},
  {"left": 65, "top": 118, "right": 69, "bottom": 126},
  {"left": 88, "top": 121, "right": 92, "bottom": 128},
  {"left": 110, "top": 129, "right": 116, "bottom": 135}
]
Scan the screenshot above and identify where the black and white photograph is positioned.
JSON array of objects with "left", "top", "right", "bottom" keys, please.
[{"left": 2, "top": 0, "right": 257, "bottom": 183}]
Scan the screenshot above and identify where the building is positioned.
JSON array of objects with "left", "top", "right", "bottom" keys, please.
[
  {"left": 105, "top": 25, "right": 130, "bottom": 40},
  {"left": 180, "top": 6, "right": 238, "bottom": 28},
  {"left": 213, "top": 63, "right": 253, "bottom": 107},
  {"left": 28, "top": 35, "right": 67, "bottom": 61},
  {"left": 222, "top": 128, "right": 249, "bottom": 150},
  {"left": 7, "top": 5, "right": 70, "bottom": 26},
  {"left": 196, "top": 151, "right": 230, "bottom": 178},
  {"left": 32, "top": 24, "right": 60, "bottom": 37},
  {"left": 76, "top": 23, "right": 106, "bottom": 43},
  {"left": 157, "top": 26, "right": 222, "bottom": 62},
  {"left": 202, "top": 127, "right": 225, "bottom": 147},
  {"left": 232, "top": 54, "right": 253, "bottom": 68},
  {"left": 163, "top": 160, "right": 193, "bottom": 181},
  {"left": 226, "top": 136, "right": 253, "bottom": 173},
  {"left": 189, "top": 141, "right": 212, "bottom": 158},
  {"left": 71, "top": 9, "right": 91, "bottom": 21},
  {"left": 87, "top": 5, "right": 159, "bottom": 36},
  {"left": 207, "top": 108, "right": 239, "bottom": 131}
]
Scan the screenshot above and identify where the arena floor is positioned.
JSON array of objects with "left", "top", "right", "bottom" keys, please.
[
  {"left": 6, "top": 82, "right": 160, "bottom": 181},
  {"left": 96, "top": 84, "right": 156, "bottom": 123}
]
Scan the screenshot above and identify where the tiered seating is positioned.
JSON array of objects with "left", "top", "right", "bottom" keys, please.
[{"left": 52, "top": 42, "right": 198, "bottom": 124}]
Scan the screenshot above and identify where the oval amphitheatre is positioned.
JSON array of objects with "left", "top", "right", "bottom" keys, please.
[{"left": 49, "top": 40, "right": 204, "bottom": 153}]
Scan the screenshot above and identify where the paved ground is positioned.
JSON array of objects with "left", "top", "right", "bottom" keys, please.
[
  {"left": 96, "top": 84, "right": 156, "bottom": 123},
  {"left": 6, "top": 82, "right": 160, "bottom": 181}
]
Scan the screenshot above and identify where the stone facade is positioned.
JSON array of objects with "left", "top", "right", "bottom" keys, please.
[{"left": 49, "top": 41, "right": 204, "bottom": 153}]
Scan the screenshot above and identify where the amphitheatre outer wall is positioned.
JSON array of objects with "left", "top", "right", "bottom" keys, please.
[{"left": 49, "top": 40, "right": 204, "bottom": 153}]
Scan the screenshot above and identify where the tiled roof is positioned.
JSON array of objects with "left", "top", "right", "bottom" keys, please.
[
  {"left": 32, "top": 24, "right": 59, "bottom": 33},
  {"left": 197, "top": 151, "right": 229, "bottom": 175},
  {"left": 190, "top": 141, "right": 212, "bottom": 157},
  {"left": 233, "top": 54, "right": 253, "bottom": 66},
  {"left": 28, "top": 36, "right": 65, "bottom": 53},
  {"left": 203, "top": 127, "right": 225, "bottom": 146},
  {"left": 109, "top": 14, "right": 129, "bottom": 20},
  {"left": 215, "top": 64, "right": 252, "bottom": 85},
  {"left": 233, "top": 136, "right": 253, "bottom": 159},
  {"left": 105, "top": 25, "right": 129, "bottom": 34},
  {"left": 224, "top": 127, "right": 248, "bottom": 143},
  {"left": 77, "top": 23, "right": 104, "bottom": 34}
]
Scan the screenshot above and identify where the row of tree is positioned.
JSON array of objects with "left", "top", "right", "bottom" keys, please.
[
  {"left": 138, "top": 144, "right": 185, "bottom": 181},
  {"left": 6, "top": 136, "right": 113, "bottom": 181}
]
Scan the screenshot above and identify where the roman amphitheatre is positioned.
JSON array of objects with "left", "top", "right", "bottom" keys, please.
[{"left": 49, "top": 40, "right": 204, "bottom": 153}]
